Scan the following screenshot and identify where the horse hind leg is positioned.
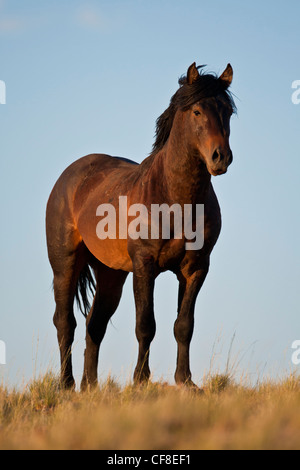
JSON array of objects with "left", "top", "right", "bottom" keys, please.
[
  {"left": 81, "top": 264, "right": 128, "bottom": 391},
  {"left": 51, "top": 243, "right": 89, "bottom": 389}
]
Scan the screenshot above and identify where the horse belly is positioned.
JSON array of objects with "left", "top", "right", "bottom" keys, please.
[
  {"left": 84, "top": 233, "right": 133, "bottom": 271},
  {"left": 77, "top": 206, "right": 133, "bottom": 271},
  {"left": 93, "top": 240, "right": 133, "bottom": 271}
]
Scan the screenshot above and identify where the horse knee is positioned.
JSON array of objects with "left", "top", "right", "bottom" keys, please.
[
  {"left": 136, "top": 314, "right": 156, "bottom": 344},
  {"left": 174, "top": 317, "right": 194, "bottom": 344}
]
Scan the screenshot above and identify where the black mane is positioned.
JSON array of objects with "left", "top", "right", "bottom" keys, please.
[{"left": 152, "top": 67, "right": 236, "bottom": 154}]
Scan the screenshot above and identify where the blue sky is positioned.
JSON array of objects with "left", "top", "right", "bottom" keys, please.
[{"left": 0, "top": 0, "right": 299, "bottom": 387}]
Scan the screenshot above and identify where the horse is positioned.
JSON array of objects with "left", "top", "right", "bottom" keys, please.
[{"left": 46, "top": 62, "right": 236, "bottom": 390}]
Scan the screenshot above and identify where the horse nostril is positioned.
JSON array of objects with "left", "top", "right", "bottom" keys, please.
[
  {"left": 212, "top": 149, "right": 225, "bottom": 162},
  {"left": 212, "top": 150, "right": 220, "bottom": 162}
]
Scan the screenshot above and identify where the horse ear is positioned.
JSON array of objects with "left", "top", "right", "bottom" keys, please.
[
  {"left": 219, "top": 63, "right": 233, "bottom": 87},
  {"left": 187, "top": 62, "right": 200, "bottom": 85}
]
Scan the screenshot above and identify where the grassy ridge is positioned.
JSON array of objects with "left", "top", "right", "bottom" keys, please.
[{"left": 1, "top": 372, "right": 300, "bottom": 450}]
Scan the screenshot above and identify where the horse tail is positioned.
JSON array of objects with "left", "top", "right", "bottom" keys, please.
[{"left": 75, "top": 264, "right": 96, "bottom": 318}]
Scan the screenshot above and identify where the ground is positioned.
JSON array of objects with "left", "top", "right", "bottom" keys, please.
[{"left": 1, "top": 371, "right": 300, "bottom": 450}]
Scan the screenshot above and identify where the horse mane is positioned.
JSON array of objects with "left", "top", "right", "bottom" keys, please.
[{"left": 152, "top": 66, "right": 236, "bottom": 154}]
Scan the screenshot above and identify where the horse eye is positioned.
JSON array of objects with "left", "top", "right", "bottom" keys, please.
[{"left": 193, "top": 110, "right": 201, "bottom": 116}]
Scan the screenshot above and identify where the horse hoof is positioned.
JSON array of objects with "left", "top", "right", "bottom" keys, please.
[{"left": 177, "top": 379, "right": 204, "bottom": 394}]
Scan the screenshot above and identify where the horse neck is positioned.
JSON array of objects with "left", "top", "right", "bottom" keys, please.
[{"left": 158, "top": 120, "right": 211, "bottom": 204}]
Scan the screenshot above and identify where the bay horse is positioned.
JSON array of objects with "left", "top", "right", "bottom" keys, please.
[{"left": 46, "top": 62, "right": 236, "bottom": 390}]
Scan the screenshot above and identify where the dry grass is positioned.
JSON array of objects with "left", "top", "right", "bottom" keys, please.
[{"left": 1, "top": 371, "right": 300, "bottom": 450}]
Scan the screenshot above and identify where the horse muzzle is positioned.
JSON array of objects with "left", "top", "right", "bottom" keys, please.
[{"left": 208, "top": 148, "right": 233, "bottom": 176}]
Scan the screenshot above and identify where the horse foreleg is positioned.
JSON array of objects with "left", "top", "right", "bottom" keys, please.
[
  {"left": 132, "top": 255, "right": 156, "bottom": 384},
  {"left": 174, "top": 261, "right": 209, "bottom": 386}
]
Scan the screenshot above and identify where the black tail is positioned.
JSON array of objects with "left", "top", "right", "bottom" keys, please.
[{"left": 75, "top": 264, "right": 96, "bottom": 318}]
